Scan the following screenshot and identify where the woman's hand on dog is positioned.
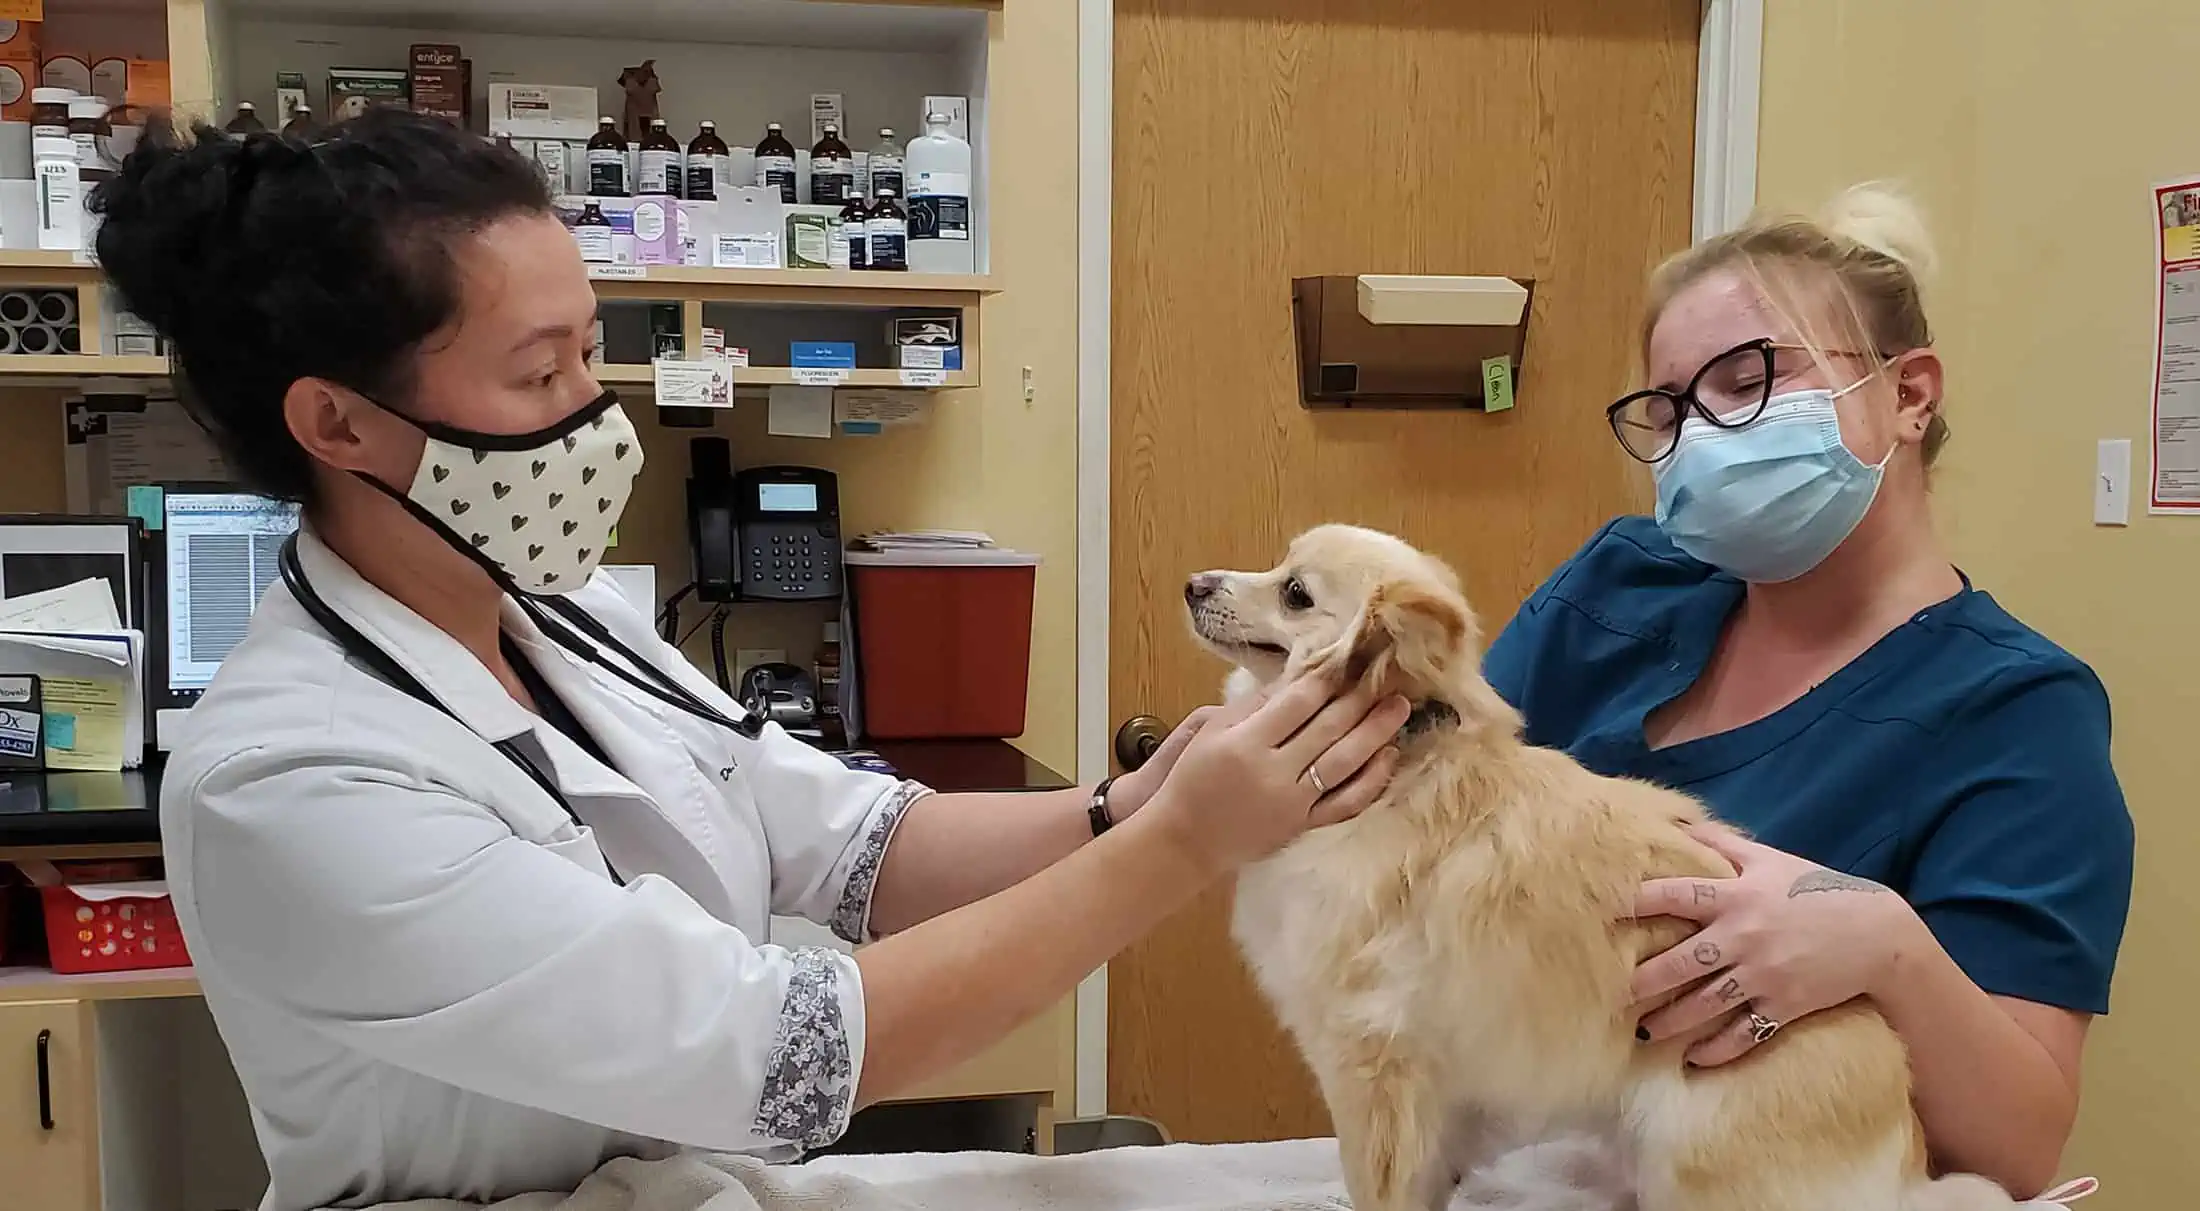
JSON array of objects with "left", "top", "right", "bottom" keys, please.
[
  {"left": 1625, "top": 823, "right": 1922, "bottom": 1067},
  {"left": 1139, "top": 669, "right": 1408, "bottom": 876},
  {"left": 1103, "top": 707, "right": 1217, "bottom": 823}
]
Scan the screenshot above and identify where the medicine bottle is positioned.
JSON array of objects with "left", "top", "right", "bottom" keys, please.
[
  {"left": 838, "top": 194, "right": 871, "bottom": 270},
  {"left": 222, "top": 101, "right": 265, "bottom": 135},
  {"left": 586, "top": 117, "right": 629, "bottom": 197},
  {"left": 906, "top": 110, "right": 974, "bottom": 274},
  {"left": 866, "top": 188, "right": 907, "bottom": 272},
  {"left": 67, "top": 97, "right": 111, "bottom": 184},
  {"left": 572, "top": 201, "right": 614, "bottom": 264},
  {"left": 31, "top": 87, "right": 73, "bottom": 140},
  {"left": 868, "top": 128, "right": 904, "bottom": 200},
  {"left": 639, "top": 118, "right": 682, "bottom": 197},
  {"left": 686, "top": 121, "right": 729, "bottom": 200},
  {"left": 753, "top": 122, "right": 797, "bottom": 203},
  {"left": 810, "top": 123, "right": 852, "bottom": 206}
]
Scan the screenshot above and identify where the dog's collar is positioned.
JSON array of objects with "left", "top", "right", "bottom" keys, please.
[{"left": 1400, "top": 699, "right": 1458, "bottom": 738}]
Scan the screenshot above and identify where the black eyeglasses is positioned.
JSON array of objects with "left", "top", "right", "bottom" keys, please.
[{"left": 1606, "top": 337, "right": 1881, "bottom": 464}]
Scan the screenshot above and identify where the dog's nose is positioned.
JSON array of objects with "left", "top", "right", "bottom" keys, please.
[{"left": 1185, "top": 573, "right": 1222, "bottom": 606}]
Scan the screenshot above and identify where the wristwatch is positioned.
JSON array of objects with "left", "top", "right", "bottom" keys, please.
[{"left": 1088, "top": 776, "right": 1118, "bottom": 837}]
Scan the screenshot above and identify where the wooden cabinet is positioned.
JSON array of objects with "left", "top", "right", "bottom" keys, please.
[
  {"left": 0, "top": 969, "right": 1074, "bottom": 1209},
  {"left": 0, "top": 1000, "right": 98, "bottom": 1211}
]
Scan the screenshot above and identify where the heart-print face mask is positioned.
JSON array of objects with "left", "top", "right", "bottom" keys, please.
[{"left": 368, "top": 390, "right": 643, "bottom": 595}]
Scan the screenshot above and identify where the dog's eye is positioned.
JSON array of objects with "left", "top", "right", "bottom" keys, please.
[{"left": 1282, "top": 577, "right": 1314, "bottom": 612}]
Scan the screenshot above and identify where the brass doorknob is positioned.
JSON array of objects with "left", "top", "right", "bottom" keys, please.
[{"left": 1114, "top": 715, "right": 1168, "bottom": 771}]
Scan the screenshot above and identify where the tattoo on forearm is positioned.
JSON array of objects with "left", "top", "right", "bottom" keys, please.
[
  {"left": 1787, "top": 870, "right": 1888, "bottom": 898},
  {"left": 1716, "top": 976, "right": 1744, "bottom": 1003},
  {"left": 1692, "top": 941, "right": 1722, "bottom": 967}
]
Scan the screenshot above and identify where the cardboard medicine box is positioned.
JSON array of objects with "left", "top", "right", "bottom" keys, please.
[
  {"left": 328, "top": 67, "right": 408, "bottom": 120},
  {"left": 408, "top": 43, "right": 464, "bottom": 124},
  {"left": 488, "top": 83, "right": 597, "bottom": 142}
]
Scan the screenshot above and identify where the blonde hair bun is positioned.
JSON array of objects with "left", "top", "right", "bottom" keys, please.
[{"left": 1816, "top": 181, "right": 1937, "bottom": 284}]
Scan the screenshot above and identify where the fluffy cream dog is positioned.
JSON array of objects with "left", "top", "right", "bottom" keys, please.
[{"left": 1185, "top": 524, "right": 2016, "bottom": 1211}]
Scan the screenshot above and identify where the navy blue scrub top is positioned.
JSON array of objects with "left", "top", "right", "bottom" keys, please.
[{"left": 1482, "top": 517, "right": 2135, "bottom": 1015}]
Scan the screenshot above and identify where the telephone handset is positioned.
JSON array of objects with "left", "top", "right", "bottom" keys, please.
[{"left": 686, "top": 438, "right": 843, "bottom": 603}]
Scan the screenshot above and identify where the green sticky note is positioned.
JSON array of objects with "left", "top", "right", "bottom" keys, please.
[
  {"left": 44, "top": 711, "right": 75, "bottom": 751},
  {"left": 1481, "top": 356, "right": 1516, "bottom": 412},
  {"left": 608, "top": 525, "right": 619, "bottom": 548},
  {"left": 126, "top": 485, "right": 164, "bottom": 530}
]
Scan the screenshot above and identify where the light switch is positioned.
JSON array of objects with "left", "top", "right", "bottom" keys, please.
[{"left": 2096, "top": 439, "right": 2132, "bottom": 526}]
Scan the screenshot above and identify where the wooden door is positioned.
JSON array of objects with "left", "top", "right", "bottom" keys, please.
[
  {"left": 1107, "top": 0, "right": 1701, "bottom": 1142},
  {"left": 0, "top": 1000, "right": 98, "bottom": 1211}
]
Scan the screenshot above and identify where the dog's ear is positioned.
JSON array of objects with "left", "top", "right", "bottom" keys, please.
[{"left": 1307, "top": 577, "right": 1475, "bottom": 694}]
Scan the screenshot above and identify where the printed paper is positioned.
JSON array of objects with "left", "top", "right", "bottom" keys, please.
[
  {"left": 2152, "top": 177, "right": 2200, "bottom": 511},
  {"left": 652, "top": 358, "right": 737, "bottom": 409}
]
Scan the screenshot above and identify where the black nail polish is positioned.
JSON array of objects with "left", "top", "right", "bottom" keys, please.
[{"left": 1635, "top": 1025, "right": 1651, "bottom": 1042}]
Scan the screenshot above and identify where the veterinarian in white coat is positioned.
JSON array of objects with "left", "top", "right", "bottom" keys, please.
[{"left": 100, "top": 111, "right": 1410, "bottom": 1211}]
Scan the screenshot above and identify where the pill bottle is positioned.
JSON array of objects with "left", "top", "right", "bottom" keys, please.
[
  {"left": 31, "top": 87, "right": 74, "bottom": 140},
  {"left": 68, "top": 97, "right": 111, "bottom": 183}
]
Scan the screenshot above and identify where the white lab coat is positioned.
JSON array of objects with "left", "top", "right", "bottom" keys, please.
[{"left": 159, "top": 529, "right": 927, "bottom": 1211}]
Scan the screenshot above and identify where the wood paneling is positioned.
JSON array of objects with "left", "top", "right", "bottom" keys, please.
[{"left": 1107, "top": 0, "right": 1700, "bottom": 1143}]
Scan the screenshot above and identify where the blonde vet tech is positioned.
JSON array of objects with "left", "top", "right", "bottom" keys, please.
[{"left": 93, "top": 109, "right": 1409, "bottom": 1211}]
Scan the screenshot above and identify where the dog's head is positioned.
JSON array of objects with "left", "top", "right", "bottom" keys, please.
[{"left": 1185, "top": 525, "right": 1506, "bottom": 729}]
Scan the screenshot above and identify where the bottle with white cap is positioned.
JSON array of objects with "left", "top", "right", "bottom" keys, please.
[
  {"left": 30, "top": 87, "right": 73, "bottom": 141},
  {"left": 223, "top": 101, "right": 266, "bottom": 135},
  {"left": 904, "top": 109, "right": 974, "bottom": 273},
  {"left": 868, "top": 128, "right": 903, "bottom": 199}
]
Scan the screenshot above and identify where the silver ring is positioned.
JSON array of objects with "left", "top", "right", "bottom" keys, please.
[
  {"left": 1746, "top": 1010, "right": 1781, "bottom": 1044},
  {"left": 1306, "top": 766, "right": 1330, "bottom": 795}
]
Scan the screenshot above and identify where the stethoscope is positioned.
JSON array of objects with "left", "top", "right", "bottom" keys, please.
[{"left": 277, "top": 533, "right": 766, "bottom": 884}]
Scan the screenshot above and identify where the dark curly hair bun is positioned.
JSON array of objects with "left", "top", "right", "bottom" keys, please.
[{"left": 89, "top": 107, "right": 554, "bottom": 501}]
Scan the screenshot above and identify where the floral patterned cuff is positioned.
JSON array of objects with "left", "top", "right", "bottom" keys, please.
[
  {"left": 751, "top": 947, "right": 858, "bottom": 1150},
  {"left": 828, "top": 780, "right": 929, "bottom": 945}
]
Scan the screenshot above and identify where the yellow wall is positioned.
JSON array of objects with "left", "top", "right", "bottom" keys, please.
[{"left": 1758, "top": 3, "right": 2196, "bottom": 1203}]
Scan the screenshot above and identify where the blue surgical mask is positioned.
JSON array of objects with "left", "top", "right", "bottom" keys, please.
[{"left": 1652, "top": 383, "right": 1892, "bottom": 583}]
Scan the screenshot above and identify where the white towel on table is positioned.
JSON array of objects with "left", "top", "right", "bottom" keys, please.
[
  {"left": 355, "top": 1138, "right": 1349, "bottom": 1211},
  {"left": 350, "top": 1135, "right": 2092, "bottom": 1211}
]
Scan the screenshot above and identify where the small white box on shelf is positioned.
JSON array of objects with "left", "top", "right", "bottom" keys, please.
[
  {"left": 713, "top": 186, "right": 784, "bottom": 269},
  {"left": 810, "top": 94, "right": 843, "bottom": 145},
  {"left": 677, "top": 199, "right": 717, "bottom": 266},
  {"left": 488, "top": 84, "right": 598, "bottom": 142},
  {"left": 632, "top": 195, "right": 679, "bottom": 266},
  {"left": 922, "top": 95, "right": 970, "bottom": 141}
]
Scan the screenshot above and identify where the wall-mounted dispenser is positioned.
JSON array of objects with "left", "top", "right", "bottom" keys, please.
[{"left": 1291, "top": 274, "right": 1535, "bottom": 410}]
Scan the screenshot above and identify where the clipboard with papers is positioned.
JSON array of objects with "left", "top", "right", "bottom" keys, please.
[{"left": 0, "top": 576, "right": 149, "bottom": 771}]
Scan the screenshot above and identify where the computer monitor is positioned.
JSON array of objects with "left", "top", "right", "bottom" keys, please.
[{"left": 152, "top": 487, "right": 300, "bottom": 744}]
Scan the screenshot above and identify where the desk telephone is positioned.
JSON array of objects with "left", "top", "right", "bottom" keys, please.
[{"left": 686, "top": 438, "right": 843, "bottom": 602}]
